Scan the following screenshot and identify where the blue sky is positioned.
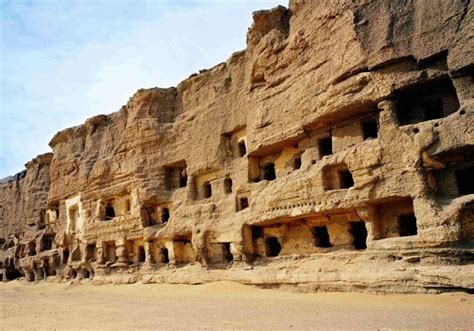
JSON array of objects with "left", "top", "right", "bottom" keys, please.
[{"left": 0, "top": 0, "right": 285, "bottom": 178}]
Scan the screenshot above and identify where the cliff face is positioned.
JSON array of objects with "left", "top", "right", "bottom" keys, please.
[{"left": 1, "top": 0, "right": 473, "bottom": 292}]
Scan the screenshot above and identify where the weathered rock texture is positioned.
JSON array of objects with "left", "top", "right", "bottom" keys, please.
[{"left": 1, "top": 0, "right": 473, "bottom": 293}]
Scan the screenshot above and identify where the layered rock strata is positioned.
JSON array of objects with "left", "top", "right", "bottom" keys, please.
[{"left": 1, "top": 0, "right": 473, "bottom": 293}]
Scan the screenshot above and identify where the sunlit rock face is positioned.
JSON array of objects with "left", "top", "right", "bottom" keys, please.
[{"left": 1, "top": 0, "right": 473, "bottom": 292}]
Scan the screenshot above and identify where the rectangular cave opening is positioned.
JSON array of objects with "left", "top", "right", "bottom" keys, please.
[
  {"left": 164, "top": 161, "right": 188, "bottom": 190},
  {"left": 361, "top": 118, "right": 379, "bottom": 140},
  {"left": 237, "top": 196, "right": 249, "bottom": 211},
  {"left": 395, "top": 76, "right": 460, "bottom": 125},
  {"left": 161, "top": 207, "right": 170, "bottom": 223},
  {"left": 339, "top": 169, "right": 354, "bottom": 189},
  {"left": 41, "top": 235, "right": 54, "bottom": 251},
  {"left": 173, "top": 234, "right": 195, "bottom": 264},
  {"left": 238, "top": 140, "right": 247, "bottom": 157},
  {"left": 260, "top": 162, "right": 276, "bottom": 181},
  {"left": 456, "top": 167, "right": 474, "bottom": 195},
  {"left": 104, "top": 241, "right": 117, "bottom": 263},
  {"left": 313, "top": 225, "right": 332, "bottom": 248},
  {"left": 86, "top": 243, "right": 97, "bottom": 262},
  {"left": 224, "top": 177, "right": 233, "bottom": 194},
  {"left": 202, "top": 181, "right": 212, "bottom": 198},
  {"left": 62, "top": 248, "right": 69, "bottom": 264},
  {"left": 398, "top": 213, "right": 417, "bottom": 237},
  {"left": 323, "top": 163, "right": 354, "bottom": 190},
  {"left": 265, "top": 237, "right": 282, "bottom": 257},
  {"left": 138, "top": 246, "right": 146, "bottom": 262},
  {"left": 293, "top": 155, "right": 302, "bottom": 170},
  {"left": 349, "top": 222, "right": 367, "bottom": 250},
  {"left": 159, "top": 247, "right": 169, "bottom": 263},
  {"left": 251, "top": 226, "right": 263, "bottom": 240},
  {"left": 318, "top": 136, "right": 333, "bottom": 158},
  {"left": 28, "top": 242, "right": 36, "bottom": 256},
  {"left": 105, "top": 202, "right": 115, "bottom": 220}
]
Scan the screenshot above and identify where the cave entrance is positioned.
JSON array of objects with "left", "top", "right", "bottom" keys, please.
[
  {"left": 350, "top": 222, "right": 367, "bottom": 250},
  {"left": 398, "top": 213, "right": 417, "bottom": 237},
  {"left": 314, "top": 225, "right": 332, "bottom": 248},
  {"left": 265, "top": 237, "right": 281, "bottom": 257}
]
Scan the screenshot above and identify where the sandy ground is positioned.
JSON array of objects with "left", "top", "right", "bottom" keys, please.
[{"left": 0, "top": 280, "right": 473, "bottom": 330}]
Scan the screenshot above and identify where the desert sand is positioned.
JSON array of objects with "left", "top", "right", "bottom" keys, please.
[{"left": 1, "top": 281, "right": 473, "bottom": 330}]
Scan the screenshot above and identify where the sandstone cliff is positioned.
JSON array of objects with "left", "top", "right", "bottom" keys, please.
[{"left": 1, "top": 0, "right": 473, "bottom": 293}]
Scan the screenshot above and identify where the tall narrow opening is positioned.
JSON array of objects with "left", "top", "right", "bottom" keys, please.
[
  {"left": 398, "top": 213, "right": 417, "bottom": 236},
  {"left": 456, "top": 167, "right": 474, "bottom": 195},
  {"left": 86, "top": 244, "right": 97, "bottom": 262},
  {"left": 161, "top": 208, "right": 170, "bottom": 223},
  {"left": 222, "top": 243, "right": 233, "bottom": 262},
  {"left": 203, "top": 181, "right": 212, "bottom": 198},
  {"left": 362, "top": 118, "right": 378, "bottom": 140},
  {"left": 41, "top": 236, "right": 53, "bottom": 251},
  {"left": 63, "top": 248, "right": 69, "bottom": 264},
  {"left": 293, "top": 156, "right": 302, "bottom": 170},
  {"left": 238, "top": 140, "right": 247, "bottom": 157},
  {"left": 179, "top": 169, "right": 188, "bottom": 187},
  {"left": 350, "top": 222, "right": 367, "bottom": 250},
  {"left": 28, "top": 242, "right": 36, "bottom": 256},
  {"left": 265, "top": 237, "right": 281, "bottom": 256},
  {"left": 318, "top": 137, "right": 333, "bottom": 158},
  {"left": 313, "top": 226, "right": 332, "bottom": 248},
  {"left": 138, "top": 246, "right": 146, "bottom": 262},
  {"left": 224, "top": 177, "right": 233, "bottom": 194},
  {"left": 160, "top": 247, "right": 169, "bottom": 263},
  {"left": 105, "top": 203, "right": 115, "bottom": 219}
]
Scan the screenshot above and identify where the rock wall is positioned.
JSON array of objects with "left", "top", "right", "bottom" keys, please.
[{"left": 1, "top": 0, "right": 473, "bottom": 292}]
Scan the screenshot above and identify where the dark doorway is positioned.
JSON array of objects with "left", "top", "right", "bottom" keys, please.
[
  {"left": 42, "top": 236, "right": 53, "bottom": 251},
  {"left": 319, "top": 137, "right": 333, "bottom": 157},
  {"left": 350, "top": 222, "right": 367, "bottom": 250},
  {"left": 456, "top": 167, "right": 474, "bottom": 195},
  {"left": 261, "top": 163, "right": 276, "bottom": 181},
  {"left": 203, "top": 182, "right": 212, "bottom": 198},
  {"left": 314, "top": 226, "right": 332, "bottom": 248},
  {"left": 238, "top": 141, "right": 247, "bottom": 157},
  {"left": 223, "top": 243, "right": 233, "bottom": 262},
  {"left": 138, "top": 246, "right": 146, "bottom": 262},
  {"left": 399, "top": 213, "right": 417, "bottom": 236},
  {"left": 105, "top": 203, "right": 115, "bottom": 219},
  {"left": 339, "top": 169, "right": 354, "bottom": 189},
  {"left": 362, "top": 118, "right": 378, "bottom": 140},
  {"left": 161, "top": 208, "right": 170, "bottom": 223},
  {"left": 63, "top": 248, "right": 70, "bottom": 264},
  {"left": 160, "top": 248, "right": 169, "bottom": 263},
  {"left": 224, "top": 178, "right": 233, "bottom": 194},
  {"left": 294, "top": 156, "right": 302, "bottom": 170},
  {"left": 265, "top": 237, "right": 281, "bottom": 257},
  {"left": 239, "top": 197, "right": 249, "bottom": 211},
  {"left": 251, "top": 226, "right": 263, "bottom": 240}
]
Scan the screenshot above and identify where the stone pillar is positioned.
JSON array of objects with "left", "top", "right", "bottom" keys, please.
[
  {"left": 167, "top": 241, "right": 177, "bottom": 265},
  {"left": 356, "top": 205, "right": 379, "bottom": 249},
  {"left": 144, "top": 241, "right": 153, "bottom": 264},
  {"left": 97, "top": 244, "right": 106, "bottom": 265},
  {"left": 378, "top": 99, "right": 398, "bottom": 134},
  {"left": 116, "top": 240, "right": 128, "bottom": 265}
]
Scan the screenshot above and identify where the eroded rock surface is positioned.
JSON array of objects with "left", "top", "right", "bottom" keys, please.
[{"left": 1, "top": 0, "right": 473, "bottom": 292}]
